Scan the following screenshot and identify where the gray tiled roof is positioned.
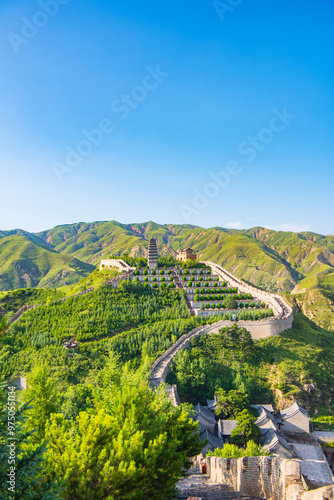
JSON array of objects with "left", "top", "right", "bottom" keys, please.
[
  {"left": 193, "top": 403, "right": 216, "bottom": 427},
  {"left": 199, "top": 429, "right": 225, "bottom": 450},
  {"left": 281, "top": 402, "right": 310, "bottom": 420},
  {"left": 251, "top": 404, "right": 274, "bottom": 413},
  {"left": 255, "top": 407, "right": 277, "bottom": 427},
  {"left": 261, "top": 428, "right": 291, "bottom": 453},
  {"left": 218, "top": 419, "right": 238, "bottom": 436}
]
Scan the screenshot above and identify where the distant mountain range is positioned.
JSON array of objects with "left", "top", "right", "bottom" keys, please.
[{"left": 1, "top": 221, "right": 334, "bottom": 329}]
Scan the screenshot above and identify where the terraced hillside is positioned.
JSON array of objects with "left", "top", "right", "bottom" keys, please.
[{"left": 1, "top": 221, "right": 333, "bottom": 329}]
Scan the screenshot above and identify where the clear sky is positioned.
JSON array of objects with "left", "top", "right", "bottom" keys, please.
[{"left": 0, "top": 0, "right": 333, "bottom": 234}]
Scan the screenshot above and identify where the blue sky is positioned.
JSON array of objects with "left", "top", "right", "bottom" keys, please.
[{"left": 0, "top": 0, "right": 333, "bottom": 234}]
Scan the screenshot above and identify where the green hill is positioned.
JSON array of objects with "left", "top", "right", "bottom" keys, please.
[
  {"left": 0, "top": 234, "right": 94, "bottom": 290},
  {"left": 1, "top": 220, "right": 334, "bottom": 329}
]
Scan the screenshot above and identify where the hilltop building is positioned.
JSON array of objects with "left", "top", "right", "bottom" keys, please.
[
  {"left": 148, "top": 238, "right": 158, "bottom": 269},
  {"left": 176, "top": 247, "right": 197, "bottom": 262}
]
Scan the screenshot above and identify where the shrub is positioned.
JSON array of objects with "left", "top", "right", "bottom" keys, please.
[
  {"left": 153, "top": 278, "right": 157, "bottom": 282},
  {"left": 211, "top": 304, "right": 215, "bottom": 309},
  {"left": 160, "top": 282, "right": 167, "bottom": 288},
  {"left": 135, "top": 270, "right": 140, "bottom": 276},
  {"left": 194, "top": 295, "right": 200, "bottom": 302},
  {"left": 213, "top": 283, "right": 217, "bottom": 288},
  {"left": 182, "top": 276, "right": 187, "bottom": 282},
  {"left": 215, "top": 277, "right": 219, "bottom": 281},
  {"left": 152, "top": 283, "right": 157, "bottom": 289},
  {"left": 152, "top": 270, "right": 156, "bottom": 275},
  {"left": 222, "top": 281, "right": 227, "bottom": 287},
  {"left": 143, "top": 283, "right": 149, "bottom": 288},
  {"left": 206, "top": 304, "right": 211, "bottom": 309},
  {"left": 144, "top": 270, "right": 148, "bottom": 276},
  {"left": 261, "top": 302, "right": 266, "bottom": 308},
  {"left": 168, "top": 270, "right": 172, "bottom": 275},
  {"left": 160, "top": 270, "right": 164, "bottom": 275},
  {"left": 207, "top": 441, "right": 268, "bottom": 458},
  {"left": 168, "top": 283, "right": 175, "bottom": 288},
  {"left": 187, "top": 282, "right": 192, "bottom": 287},
  {"left": 201, "top": 288, "right": 205, "bottom": 294},
  {"left": 245, "top": 303, "right": 249, "bottom": 308},
  {"left": 196, "top": 282, "right": 201, "bottom": 287},
  {"left": 191, "top": 276, "right": 195, "bottom": 282},
  {"left": 144, "top": 277, "right": 148, "bottom": 282},
  {"left": 185, "top": 270, "right": 190, "bottom": 275},
  {"left": 161, "top": 277, "right": 165, "bottom": 282},
  {"left": 169, "top": 277, "right": 174, "bottom": 282},
  {"left": 205, "top": 282, "right": 209, "bottom": 287},
  {"left": 199, "top": 277, "right": 203, "bottom": 281},
  {"left": 217, "top": 303, "right": 221, "bottom": 309},
  {"left": 207, "top": 270, "right": 211, "bottom": 275},
  {"left": 239, "top": 302, "right": 244, "bottom": 309},
  {"left": 250, "top": 302, "right": 255, "bottom": 308}
]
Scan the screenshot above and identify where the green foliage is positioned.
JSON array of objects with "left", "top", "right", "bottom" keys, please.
[
  {"left": 223, "top": 296, "right": 237, "bottom": 310},
  {"left": 207, "top": 440, "right": 269, "bottom": 458},
  {"left": 44, "top": 360, "right": 202, "bottom": 500},
  {"left": 0, "top": 379, "right": 63, "bottom": 499},
  {"left": 215, "top": 389, "right": 249, "bottom": 418},
  {"left": 230, "top": 410, "right": 261, "bottom": 446},
  {"left": 22, "top": 366, "right": 60, "bottom": 445},
  {"left": 8, "top": 285, "right": 189, "bottom": 344}
]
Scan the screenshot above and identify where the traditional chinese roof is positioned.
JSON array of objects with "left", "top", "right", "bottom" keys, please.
[
  {"left": 193, "top": 403, "right": 216, "bottom": 428},
  {"left": 199, "top": 429, "right": 225, "bottom": 450},
  {"left": 180, "top": 247, "right": 196, "bottom": 253},
  {"left": 281, "top": 402, "right": 310, "bottom": 420},
  {"left": 255, "top": 407, "right": 277, "bottom": 428},
  {"left": 261, "top": 428, "right": 292, "bottom": 454},
  {"left": 206, "top": 399, "right": 217, "bottom": 411},
  {"left": 218, "top": 419, "right": 238, "bottom": 437},
  {"left": 251, "top": 404, "right": 274, "bottom": 413}
]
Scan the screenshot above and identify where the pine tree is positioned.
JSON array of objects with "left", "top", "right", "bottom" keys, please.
[
  {"left": 0, "top": 369, "right": 63, "bottom": 499},
  {"left": 44, "top": 358, "right": 202, "bottom": 500}
]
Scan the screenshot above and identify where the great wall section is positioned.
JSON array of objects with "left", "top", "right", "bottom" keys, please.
[{"left": 6, "top": 254, "right": 334, "bottom": 499}]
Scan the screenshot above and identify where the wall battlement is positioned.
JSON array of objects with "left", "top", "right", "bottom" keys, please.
[{"left": 205, "top": 455, "right": 334, "bottom": 500}]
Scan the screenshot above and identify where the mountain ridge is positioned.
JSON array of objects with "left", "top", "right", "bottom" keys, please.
[{"left": 1, "top": 220, "right": 333, "bottom": 330}]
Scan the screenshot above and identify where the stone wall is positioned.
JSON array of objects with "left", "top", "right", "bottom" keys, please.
[
  {"left": 99, "top": 258, "right": 135, "bottom": 273},
  {"left": 205, "top": 455, "right": 334, "bottom": 500}
]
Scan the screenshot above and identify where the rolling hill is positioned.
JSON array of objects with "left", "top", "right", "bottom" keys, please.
[
  {"left": 0, "top": 220, "right": 333, "bottom": 329},
  {"left": 0, "top": 234, "right": 94, "bottom": 290}
]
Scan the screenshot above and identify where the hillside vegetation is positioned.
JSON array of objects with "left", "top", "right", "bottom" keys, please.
[
  {"left": 1, "top": 220, "right": 334, "bottom": 329},
  {"left": 0, "top": 234, "right": 94, "bottom": 291},
  {"left": 167, "top": 312, "right": 334, "bottom": 415}
]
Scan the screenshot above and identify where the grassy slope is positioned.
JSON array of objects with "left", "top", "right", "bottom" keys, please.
[{"left": 0, "top": 235, "right": 94, "bottom": 291}]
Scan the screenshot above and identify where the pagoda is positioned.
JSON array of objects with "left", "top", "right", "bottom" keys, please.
[{"left": 148, "top": 238, "right": 158, "bottom": 269}]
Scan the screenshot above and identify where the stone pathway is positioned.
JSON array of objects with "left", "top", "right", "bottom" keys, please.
[{"left": 175, "top": 468, "right": 259, "bottom": 500}]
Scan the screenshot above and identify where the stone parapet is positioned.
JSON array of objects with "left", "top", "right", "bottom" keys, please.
[{"left": 205, "top": 455, "right": 334, "bottom": 500}]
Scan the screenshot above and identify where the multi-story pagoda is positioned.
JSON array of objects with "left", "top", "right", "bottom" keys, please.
[{"left": 148, "top": 238, "right": 158, "bottom": 269}]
